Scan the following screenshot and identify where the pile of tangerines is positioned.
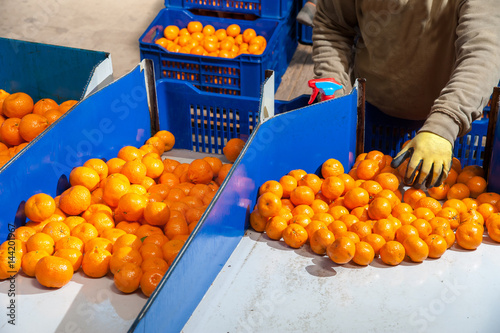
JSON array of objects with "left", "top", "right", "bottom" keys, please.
[
  {"left": 251, "top": 150, "right": 500, "bottom": 266},
  {"left": 0, "top": 89, "right": 77, "bottom": 168},
  {"left": 155, "top": 21, "right": 267, "bottom": 58},
  {"left": 0, "top": 131, "right": 246, "bottom": 297}
]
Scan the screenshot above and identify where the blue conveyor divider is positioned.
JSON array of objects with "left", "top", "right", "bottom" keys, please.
[{"left": 130, "top": 85, "right": 358, "bottom": 332}]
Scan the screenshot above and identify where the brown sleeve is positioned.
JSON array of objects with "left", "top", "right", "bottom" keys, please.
[
  {"left": 420, "top": 0, "right": 500, "bottom": 145},
  {"left": 312, "top": 0, "right": 358, "bottom": 97}
]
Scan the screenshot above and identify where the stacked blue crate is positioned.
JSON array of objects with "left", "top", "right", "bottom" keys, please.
[{"left": 139, "top": 0, "right": 298, "bottom": 97}]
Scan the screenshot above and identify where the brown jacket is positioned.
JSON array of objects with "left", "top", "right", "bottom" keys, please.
[{"left": 312, "top": 0, "right": 500, "bottom": 145}]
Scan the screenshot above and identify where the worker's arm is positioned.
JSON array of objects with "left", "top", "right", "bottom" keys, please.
[
  {"left": 312, "top": 0, "right": 357, "bottom": 98},
  {"left": 419, "top": 0, "right": 500, "bottom": 145},
  {"left": 393, "top": 0, "right": 500, "bottom": 187}
]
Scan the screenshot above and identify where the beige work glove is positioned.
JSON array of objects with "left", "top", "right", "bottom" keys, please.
[{"left": 391, "top": 132, "right": 453, "bottom": 188}]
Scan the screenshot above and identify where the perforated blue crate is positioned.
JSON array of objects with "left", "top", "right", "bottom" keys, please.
[
  {"left": 139, "top": 8, "right": 297, "bottom": 96},
  {"left": 300, "top": 24, "right": 313, "bottom": 45},
  {"left": 364, "top": 103, "right": 488, "bottom": 167},
  {"left": 156, "top": 78, "right": 309, "bottom": 154},
  {"left": 164, "top": 0, "right": 295, "bottom": 19}
]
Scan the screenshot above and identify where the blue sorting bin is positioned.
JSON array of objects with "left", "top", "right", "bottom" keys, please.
[
  {"left": 0, "top": 64, "right": 149, "bottom": 242},
  {"left": 0, "top": 37, "right": 112, "bottom": 176},
  {"left": 0, "top": 37, "right": 111, "bottom": 104}
]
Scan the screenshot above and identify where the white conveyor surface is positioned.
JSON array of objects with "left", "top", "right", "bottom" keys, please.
[{"left": 183, "top": 229, "right": 500, "bottom": 333}]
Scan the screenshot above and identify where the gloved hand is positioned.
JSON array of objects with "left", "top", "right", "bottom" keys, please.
[{"left": 391, "top": 131, "right": 453, "bottom": 188}]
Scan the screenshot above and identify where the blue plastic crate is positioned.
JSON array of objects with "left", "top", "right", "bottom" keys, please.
[
  {"left": 156, "top": 78, "right": 309, "bottom": 154},
  {"left": 139, "top": 8, "right": 297, "bottom": 96},
  {"left": 164, "top": 0, "right": 295, "bottom": 19},
  {"left": 300, "top": 23, "right": 313, "bottom": 45},
  {"left": 281, "top": 0, "right": 300, "bottom": 67},
  {"left": 364, "top": 103, "right": 488, "bottom": 167},
  {"left": 0, "top": 37, "right": 110, "bottom": 104}
]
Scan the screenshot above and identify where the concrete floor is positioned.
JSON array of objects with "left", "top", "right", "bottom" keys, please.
[{"left": 0, "top": 0, "right": 313, "bottom": 101}]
